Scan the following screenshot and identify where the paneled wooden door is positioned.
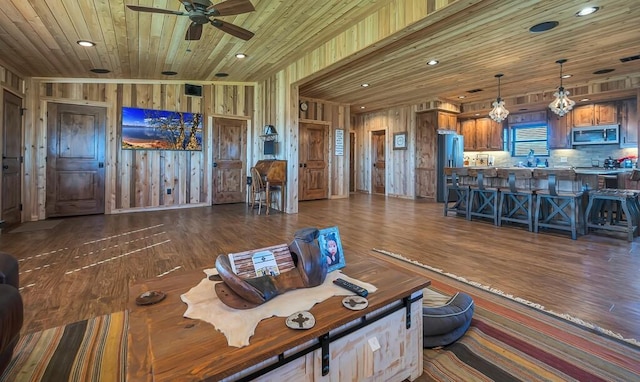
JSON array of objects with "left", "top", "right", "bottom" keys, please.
[
  {"left": 2, "top": 90, "right": 22, "bottom": 225},
  {"left": 46, "top": 103, "right": 105, "bottom": 217},
  {"left": 299, "top": 122, "right": 329, "bottom": 201},
  {"left": 212, "top": 117, "right": 246, "bottom": 204},
  {"left": 349, "top": 131, "right": 355, "bottom": 193},
  {"left": 371, "top": 130, "right": 386, "bottom": 194}
]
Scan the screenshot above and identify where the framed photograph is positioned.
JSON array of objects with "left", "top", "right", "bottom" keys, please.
[
  {"left": 318, "top": 226, "right": 346, "bottom": 272},
  {"left": 121, "top": 106, "right": 203, "bottom": 151},
  {"left": 393, "top": 132, "right": 407, "bottom": 150}
]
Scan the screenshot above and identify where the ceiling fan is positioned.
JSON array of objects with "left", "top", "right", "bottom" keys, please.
[{"left": 127, "top": 0, "right": 255, "bottom": 41}]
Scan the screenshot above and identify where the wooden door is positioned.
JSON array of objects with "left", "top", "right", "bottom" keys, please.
[
  {"left": 371, "top": 130, "right": 385, "bottom": 194},
  {"left": 2, "top": 90, "right": 22, "bottom": 225},
  {"left": 349, "top": 131, "right": 355, "bottom": 193},
  {"left": 299, "top": 122, "right": 329, "bottom": 200},
  {"left": 46, "top": 103, "right": 105, "bottom": 217},
  {"left": 212, "top": 117, "right": 247, "bottom": 204},
  {"left": 620, "top": 99, "right": 638, "bottom": 147},
  {"left": 415, "top": 112, "right": 437, "bottom": 199}
]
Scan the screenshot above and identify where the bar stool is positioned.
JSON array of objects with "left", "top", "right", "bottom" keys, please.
[
  {"left": 443, "top": 167, "right": 470, "bottom": 217},
  {"left": 467, "top": 167, "right": 499, "bottom": 225},
  {"left": 497, "top": 168, "right": 535, "bottom": 231},
  {"left": 585, "top": 189, "right": 639, "bottom": 241},
  {"left": 533, "top": 169, "right": 584, "bottom": 240}
]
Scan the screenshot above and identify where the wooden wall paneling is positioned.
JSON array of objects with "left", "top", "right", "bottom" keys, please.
[
  {"left": 105, "top": 83, "right": 118, "bottom": 213},
  {"left": 22, "top": 79, "right": 36, "bottom": 220}
]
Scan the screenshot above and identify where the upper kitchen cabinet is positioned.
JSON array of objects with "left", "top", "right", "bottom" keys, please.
[
  {"left": 461, "top": 117, "right": 503, "bottom": 151},
  {"left": 438, "top": 112, "right": 457, "bottom": 131},
  {"left": 572, "top": 102, "right": 618, "bottom": 126},
  {"left": 547, "top": 109, "right": 573, "bottom": 149},
  {"left": 620, "top": 98, "right": 638, "bottom": 148}
]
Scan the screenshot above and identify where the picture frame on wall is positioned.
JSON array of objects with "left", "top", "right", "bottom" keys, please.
[{"left": 393, "top": 132, "right": 407, "bottom": 150}]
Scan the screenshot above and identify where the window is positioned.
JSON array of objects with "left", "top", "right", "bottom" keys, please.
[{"left": 511, "top": 125, "right": 549, "bottom": 156}]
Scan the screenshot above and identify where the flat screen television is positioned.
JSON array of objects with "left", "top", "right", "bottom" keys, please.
[
  {"left": 263, "top": 140, "right": 276, "bottom": 155},
  {"left": 121, "top": 106, "right": 203, "bottom": 151}
]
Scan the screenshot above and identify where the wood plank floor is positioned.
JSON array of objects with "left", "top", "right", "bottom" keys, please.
[{"left": 2, "top": 194, "right": 639, "bottom": 343}]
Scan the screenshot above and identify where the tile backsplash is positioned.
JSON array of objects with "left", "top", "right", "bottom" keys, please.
[{"left": 466, "top": 145, "right": 639, "bottom": 168}]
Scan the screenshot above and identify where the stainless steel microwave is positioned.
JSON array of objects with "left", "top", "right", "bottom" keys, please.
[{"left": 571, "top": 125, "right": 619, "bottom": 145}]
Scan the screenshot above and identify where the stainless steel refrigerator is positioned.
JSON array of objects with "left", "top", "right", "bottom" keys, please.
[{"left": 436, "top": 133, "right": 465, "bottom": 202}]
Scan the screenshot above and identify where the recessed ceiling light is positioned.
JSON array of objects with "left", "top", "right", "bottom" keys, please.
[
  {"left": 361, "top": 83, "right": 370, "bottom": 87},
  {"left": 360, "top": 106, "right": 366, "bottom": 109},
  {"left": 576, "top": 7, "right": 599, "bottom": 17},
  {"left": 561, "top": 74, "right": 572, "bottom": 79},
  {"left": 90, "top": 68, "right": 110, "bottom": 74},
  {"left": 77, "top": 40, "right": 96, "bottom": 47},
  {"left": 519, "top": 108, "right": 529, "bottom": 111},
  {"left": 458, "top": 95, "right": 466, "bottom": 99},
  {"left": 427, "top": 60, "right": 439, "bottom": 66},
  {"left": 529, "top": 21, "right": 559, "bottom": 33},
  {"left": 235, "top": 53, "right": 246, "bottom": 58},
  {"left": 580, "top": 98, "right": 590, "bottom": 102},
  {"left": 474, "top": 113, "right": 480, "bottom": 116},
  {"left": 215, "top": 72, "right": 229, "bottom": 77},
  {"left": 593, "top": 68, "right": 614, "bottom": 75},
  {"left": 161, "top": 71, "right": 178, "bottom": 76}
]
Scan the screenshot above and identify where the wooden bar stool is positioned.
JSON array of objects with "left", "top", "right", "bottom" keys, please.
[
  {"left": 497, "top": 168, "right": 534, "bottom": 231},
  {"left": 467, "top": 167, "right": 499, "bottom": 225},
  {"left": 585, "top": 189, "right": 639, "bottom": 241},
  {"left": 533, "top": 169, "right": 584, "bottom": 240},
  {"left": 443, "top": 167, "right": 470, "bottom": 217}
]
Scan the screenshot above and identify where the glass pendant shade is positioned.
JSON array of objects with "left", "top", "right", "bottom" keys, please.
[
  {"left": 489, "top": 74, "right": 508, "bottom": 122},
  {"left": 549, "top": 59, "right": 575, "bottom": 116}
]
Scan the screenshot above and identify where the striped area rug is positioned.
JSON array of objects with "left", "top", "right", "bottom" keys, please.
[
  {"left": 0, "top": 311, "right": 128, "bottom": 382},
  {"left": 371, "top": 249, "right": 640, "bottom": 382}
]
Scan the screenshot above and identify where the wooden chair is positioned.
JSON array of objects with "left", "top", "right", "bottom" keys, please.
[
  {"left": 443, "top": 167, "right": 470, "bottom": 218},
  {"left": 532, "top": 169, "right": 584, "bottom": 240},
  {"left": 250, "top": 167, "right": 271, "bottom": 215},
  {"left": 467, "top": 167, "right": 499, "bottom": 225},
  {"left": 497, "top": 168, "right": 534, "bottom": 231}
]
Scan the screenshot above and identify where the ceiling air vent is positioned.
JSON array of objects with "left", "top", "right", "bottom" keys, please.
[
  {"left": 620, "top": 54, "right": 640, "bottom": 63},
  {"left": 466, "top": 89, "right": 483, "bottom": 93}
]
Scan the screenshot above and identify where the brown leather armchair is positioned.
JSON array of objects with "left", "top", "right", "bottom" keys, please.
[{"left": 0, "top": 252, "right": 23, "bottom": 374}]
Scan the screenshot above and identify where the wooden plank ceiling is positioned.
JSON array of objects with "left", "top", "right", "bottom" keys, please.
[{"left": 0, "top": 0, "right": 639, "bottom": 115}]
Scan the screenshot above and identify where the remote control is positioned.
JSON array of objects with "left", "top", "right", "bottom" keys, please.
[{"left": 333, "top": 278, "right": 368, "bottom": 297}]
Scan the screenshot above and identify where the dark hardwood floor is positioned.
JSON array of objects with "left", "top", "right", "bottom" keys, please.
[{"left": 1, "top": 194, "right": 639, "bottom": 343}]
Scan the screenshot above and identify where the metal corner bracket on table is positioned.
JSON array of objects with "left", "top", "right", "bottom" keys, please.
[{"left": 237, "top": 292, "right": 423, "bottom": 381}]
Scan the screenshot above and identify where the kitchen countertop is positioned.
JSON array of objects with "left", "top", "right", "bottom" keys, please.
[{"left": 572, "top": 168, "right": 635, "bottom": 175}]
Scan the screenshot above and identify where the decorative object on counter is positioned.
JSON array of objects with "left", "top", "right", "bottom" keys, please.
[
  {"left": 489, "top": 73, "right": 509, "bottom": 123},
  {"left": 527, "top": 149, "right": 535, "bottom": 167},
  {"left": 214, "top": 227, "right": 328, "bottom": 309},
  {"left": 285, "top": 311, "right": 315, "bottom": 329},
  {"left": 549, "top": 59, "right": 575, "bottom": 116}
]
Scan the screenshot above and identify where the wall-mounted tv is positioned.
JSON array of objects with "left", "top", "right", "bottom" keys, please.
[{"left": 121, "top": 106, "right": 203, "bottom": 151}]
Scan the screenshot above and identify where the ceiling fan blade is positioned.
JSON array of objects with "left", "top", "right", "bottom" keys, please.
[
  {"left": 126, "top": 5, "right": 185, "bottom": 15},
  {"left": 185, "top": 22, "right": 203, "bottom": 40},
  {"left": 211, "top": 19, "right": 255, "bottom": 40},
  {"left": 207, "top": 0, "right": 255, "bottom": 16},
  {"left": 178, "top": 0, "right": 196, "bottom": 12}
]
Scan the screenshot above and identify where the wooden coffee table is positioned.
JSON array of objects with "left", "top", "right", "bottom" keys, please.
[{"left": 127, "top": 252, "right": 430, "bottom": 381}]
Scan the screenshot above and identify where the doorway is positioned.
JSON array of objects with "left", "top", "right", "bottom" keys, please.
[
  {"left": 371, "top": 130, "right": 386, "bottom": 194},
  {"left": 298, "top": 122, "right": 329, "bottom": 201},
  {"left": 211, "top": 117, "right": 247, "bottom": 204},
  {"left": 2, "top": 90, "right": 22, "bottom": 225},
  {"left": 46, "top": 103, "right": 106, "bottom": 217}
]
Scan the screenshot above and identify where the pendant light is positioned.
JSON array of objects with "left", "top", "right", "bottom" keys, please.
[
  {"left": 489, "top": 74, "right": 509, "bottom": 123},
  {"left": 549, "top": 59, "right": 575, "bottom": 117}
]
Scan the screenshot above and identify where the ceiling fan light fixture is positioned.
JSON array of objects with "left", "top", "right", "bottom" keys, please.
[
  {"left": 549, "top": 59, "right": 575, "bottom": 117},
  {"left": 489, "top": 74, "right": 509, "bottom": 123}
]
